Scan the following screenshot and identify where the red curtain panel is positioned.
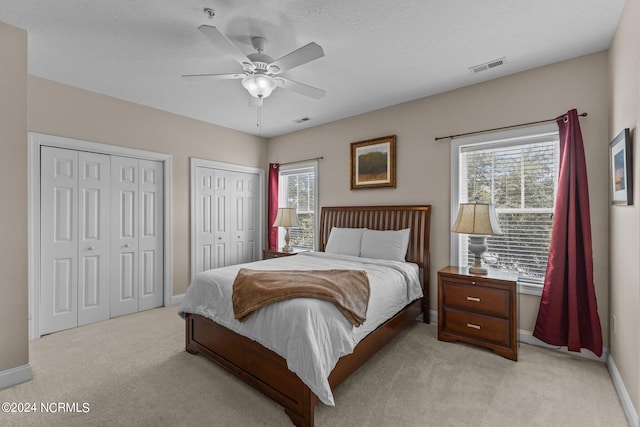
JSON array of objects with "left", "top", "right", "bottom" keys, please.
[
  {"left": 533, "top": 109, "right": 603, "bottom": 357},
  {"left": 268, "top": 163, "right": 279, "bottom": 250}
]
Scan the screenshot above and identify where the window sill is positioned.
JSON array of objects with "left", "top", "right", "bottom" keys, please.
[{"left": 518, "top": 281, "right": 543, "bottom": 296}]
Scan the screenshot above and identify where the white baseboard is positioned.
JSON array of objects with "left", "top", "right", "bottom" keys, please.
[
  {"left": 0, "top": 364, "right": 32, "bottom": 390},
  {"left": 517, "top": 329, "right": 608, "bottom": 362},
  {"left": 607, "top": 354, "right": 639, "bottom": 427},
  {"left": 170, "top": 293, "right": 184, "bottom": 306}
]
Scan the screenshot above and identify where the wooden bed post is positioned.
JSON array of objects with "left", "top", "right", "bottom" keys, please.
[
  {"left": 423, "top": 252, "right": 431, "bottom": 324},
  {"left": 285, "top": 386, "right": 315, "bottom": 427}
]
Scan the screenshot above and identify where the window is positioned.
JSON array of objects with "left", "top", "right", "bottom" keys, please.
[
  {"left": 278, "top": 161, "right": 318, "bottom": 250},
  {"left": 451, "top": 124, "right": 559, "bottom": 295}
]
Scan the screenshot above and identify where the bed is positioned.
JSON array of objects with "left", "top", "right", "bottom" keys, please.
[{"left": 181, "top": 205, "right": 431, "bottom": 426}]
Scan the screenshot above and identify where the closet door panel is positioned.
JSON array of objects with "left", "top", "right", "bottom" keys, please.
[
  {"left": 78, "top": 152, "right": 111, "bottom": 326},
  {"left": 194, "top": 167, "right": 215, "bottom": 274},
  {"left": 40, "top": 146, "right": 79, "bottom": 334},
  {"left": 230, "top": 173, "right": 246, "bottom": 265},
  {"left": 245, "top": 174, "right": 259, "bottom": 262},
  {"left": 213, "top": 170, "right": 231, "bottom": 267},
  {"left": 138, "top": 160, "right": 164, "bottom": 311},
  {"left": 110, "top": 156, "right": 139, "bottom": 317}
]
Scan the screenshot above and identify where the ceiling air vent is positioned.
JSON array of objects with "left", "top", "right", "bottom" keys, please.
[
  {"left": 293, "top": 117, "right": 312, "bottom": 124},
  {"left": 469, "top": 57, "right": 506, "bottom": 74}
]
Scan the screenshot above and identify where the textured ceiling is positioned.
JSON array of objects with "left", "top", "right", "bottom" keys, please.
[{"left": 0, "top": 0, "right": 625, "bottom": 138}]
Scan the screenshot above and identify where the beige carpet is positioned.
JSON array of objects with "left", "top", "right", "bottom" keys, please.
[{"left": 0, "top": 305, "right": 628, "bottom": 426}]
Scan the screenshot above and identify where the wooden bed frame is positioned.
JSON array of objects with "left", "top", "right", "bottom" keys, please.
[{"left": 185, "top": 205, "right": 431, "bottom": 426}]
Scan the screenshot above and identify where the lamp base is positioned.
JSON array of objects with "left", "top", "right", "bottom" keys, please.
[
  {"left": 282, "top": 227, "right": 292, "bottom": 252},
  {"left": 468, "top": 265, "right": 488, "bottom": 275},
  {"left": 468, "top": 235, "right": 489, "bottom": 275}
]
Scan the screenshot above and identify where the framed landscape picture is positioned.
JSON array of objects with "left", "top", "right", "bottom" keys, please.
[
  {"left": 610, "top": 128, "right": 632, "bottom": 205},
  {"left": 350, "top": 135, "right": 396, "bottom": 190}
]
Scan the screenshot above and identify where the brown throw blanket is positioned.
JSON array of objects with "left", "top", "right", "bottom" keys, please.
[{"left": 232, "top": 268, "right": 370, "bottom": 326}]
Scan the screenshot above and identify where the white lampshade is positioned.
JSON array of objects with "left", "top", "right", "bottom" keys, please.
[
  {"left": 273, "top": 208, "right": 300, "bottom": 228},
  {"left": 451, "top": 202, "right": 502, "bottom": 275},
  {"left": 242, "top": 74, "right": 277, "bottom": 99},
  {"left": 451, "top": 202, "right": 502, "bottom": 236}
]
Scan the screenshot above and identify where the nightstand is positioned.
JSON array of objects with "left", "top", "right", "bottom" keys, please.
[
  {"left": 262, "top": 249, "right": 304, "bottom": 260},
  {"left": 438, "top": 266, "right": 518, "bottom": 361}
]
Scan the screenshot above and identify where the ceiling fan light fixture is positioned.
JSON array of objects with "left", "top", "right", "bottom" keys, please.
[{"left": 242, "top": 74, "right": 277, "bottom": 99}]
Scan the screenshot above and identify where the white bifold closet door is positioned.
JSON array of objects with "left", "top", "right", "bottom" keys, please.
[
  {"left": 40, "top": 147, "right": 163, "bottom": 335},
  {"left": 194, "top": 167, "right": 259, "bottom": 274},
  {"left": 110, "top": 156, "right": 164, "bottom": 318},
  {"left": 40, "top": 147, "right": 111, "bottom": 334}
]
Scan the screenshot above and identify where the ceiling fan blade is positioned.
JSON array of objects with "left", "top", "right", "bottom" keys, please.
[
  {"left": 269, "top": 42, "right": 324, "bottom": 73},
  {"left": 198, "top": 25, "right": 254, "bottom": 69},
  {"left": 182, "top": 73, "right": 245, "bottom": 80},
  {"left": 278, "top": 77, "right": 326, "bottom": 100}
]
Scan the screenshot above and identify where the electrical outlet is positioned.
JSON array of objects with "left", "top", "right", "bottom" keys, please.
[{"left": 612, "top": 314, "right": 617, "bottom": 334}]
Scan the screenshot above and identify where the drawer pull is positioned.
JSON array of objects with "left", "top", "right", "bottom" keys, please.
[
  {"left": 466, "top": 296, "right": 481, "bottom": 302},
  {"left": 466, "top": 323, "right": 481, "bottom": 330}
]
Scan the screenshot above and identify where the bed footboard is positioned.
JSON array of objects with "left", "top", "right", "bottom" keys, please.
[{"left": 185, "top": 313, "right": 316, "bottom": 426}]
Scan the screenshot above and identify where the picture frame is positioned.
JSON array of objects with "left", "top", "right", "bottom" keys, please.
[
  {"left": 610, "top": 128, "right": 632, "bottom": 205},
  {"left": 350, "top": 135, "right": 396, "bottom": 190}
]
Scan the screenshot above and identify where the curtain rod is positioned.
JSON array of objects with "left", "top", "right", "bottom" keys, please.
[
  {"left": 434, "top": 112, "right": 588, "bottom": 141},
  {"left": 274, "top": 156, "right": 324, "bottom": 166}
]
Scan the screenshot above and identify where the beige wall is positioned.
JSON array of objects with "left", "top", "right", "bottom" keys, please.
[
  {"left": 28, "top": 76, "right": 268, "bottom": 297},
  {"left": 268, "top": 52, "right": 610, "bottom": 340},
  {"left": 0, "top": 22, "right": 28, "bottom": 372},
  {"left": 609, "top": 0, "right": 640, "bottom": 417}
]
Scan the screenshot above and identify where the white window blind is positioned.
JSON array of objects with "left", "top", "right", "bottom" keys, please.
[
  {"left": 453, "top": 126, "right": 559, "bottom": 291},
  {"left": 278, "top": 162, "right": 318, "bottom": 250}
]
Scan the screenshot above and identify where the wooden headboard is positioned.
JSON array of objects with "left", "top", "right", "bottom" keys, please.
[{"left": 319, "top": 205, "right": 432, "bottom": 320}]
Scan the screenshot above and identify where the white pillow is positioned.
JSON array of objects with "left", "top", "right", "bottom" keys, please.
[
  {"left": 325, "top": 228, "right": 366, "bottom": 257},
  {"left": 360, "top": 228, "right": 411, "bottom": 262}
]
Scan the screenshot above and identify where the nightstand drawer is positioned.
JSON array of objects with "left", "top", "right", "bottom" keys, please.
[
  {"left": 443, "top": 308, "right": 511, "bottom": 347},
  {"left": 442, "top": 281, "right": 510, "bottom": 317}
]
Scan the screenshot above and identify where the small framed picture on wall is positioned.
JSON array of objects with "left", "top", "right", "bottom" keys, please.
[
  {"left": 350, "top": 135, "right": 396, "bottom": 190},
  {"left": 610, "top": 128, "right": 632, "bottom": 205}
]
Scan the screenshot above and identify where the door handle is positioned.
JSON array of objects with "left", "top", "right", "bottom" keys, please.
[
  {"left": 124, "top": 243, "right": 131, "bottom": 248},
  {"left": 87, "top": 246, "right": 95, "bottom": 251}
]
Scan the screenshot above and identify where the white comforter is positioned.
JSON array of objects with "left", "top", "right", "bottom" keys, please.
[{"left": 178, "top": 252, "right": 422, "bottom": 406}]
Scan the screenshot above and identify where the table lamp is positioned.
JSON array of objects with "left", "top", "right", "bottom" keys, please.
[
  {"left": 451, "top": 202, "right": 502, "bottom": 274},
  {"left": 273, "top": 207, "right": 300, "bottom": 252}
]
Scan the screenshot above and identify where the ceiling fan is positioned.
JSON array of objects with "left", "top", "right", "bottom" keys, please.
[{"left": 183, "top": 25, "right": 326, "bottom": 104}]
